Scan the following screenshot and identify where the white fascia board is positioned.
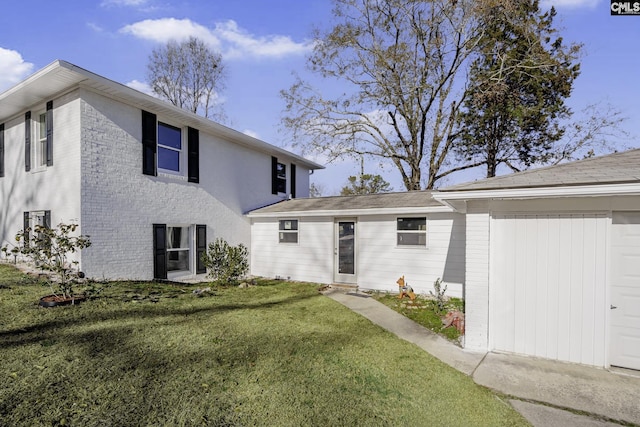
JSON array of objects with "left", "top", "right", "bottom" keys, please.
[
  {"left": 433, "top": 182, "right": 640, "bottom": 202},
  {"left": 247, "top": 205, "right": 454, "bottom": 218}
]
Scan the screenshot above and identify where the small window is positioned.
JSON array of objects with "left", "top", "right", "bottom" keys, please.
[
  {"left": 279, "top": 219, "right": 298, "bottom": 243},
  {"left": 167, "top": 226, "right": 190, "bottom": 272},
  {"left": 24, "top": 210, "right": 51, "bottom": 249},
  {"left": 397, "top": 217, "right": 426, "bottom": 246},
  {"left": 158, "top": 122, "right": 182, "bottom": 173}
]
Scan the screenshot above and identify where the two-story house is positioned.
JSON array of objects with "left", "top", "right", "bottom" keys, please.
[{"left": 0, "top": 60, "right": 322, "bottom": 281}]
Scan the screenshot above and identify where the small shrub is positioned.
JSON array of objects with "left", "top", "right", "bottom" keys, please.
[
  {"left": 201, "top": 238, "right": 249, "bottom": 285},
  {"left": 429, "top": 277, "right": 448, "bottom": 314},
  {"left": 4, "top": 222, "right": 91, "bottom": 298}
]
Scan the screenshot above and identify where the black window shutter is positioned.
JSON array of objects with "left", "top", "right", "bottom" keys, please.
[
  {"left": 153, "top": 224, "right": 167, "bottom": 279},
  {"left": 46, "top": 101, "right": 53, "bottom": 166},
  {"left": 188, "top": 127, "right": 200, "bottom": 183},
  {"left": 142, "top": 110, "right": 157, "bottom": 176},
  {"left": 25, "top": 112, "right": 31, "bottom": 172},
  {"left": 271, "top": 156, "right": 278, "bottom": 194},
  {"left": 44, "top": 210, "right": 51, "bottom": 229},
  {"left": 23, "top": 212, "right": 30, "bottom": 248},
  {"left": 290, "top": 163, "right": 296, "bottom": 198},
  {"left": 196, "top": 224, "right": 207, "bottom": 274},
  {"left": 0, "top": 123, "right": 4, "bottom": 178}
]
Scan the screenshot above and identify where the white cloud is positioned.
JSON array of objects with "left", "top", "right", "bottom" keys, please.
[
  {"left": 87, "top": 22, "right": 104, "bottom": 33},
  {"left": 101, "top": 0, "right": 148, "bottom": 6},
  {"left": 541, "top": 0, "right": 600, "bottom": 8},
  {"left": 121, "top": 18, "right": 222, "bottom": 49},
  {"left": 242, "top": 129, "right": 260, "bottom": 139},
  {"left": 0, "top": 48, "right": 34, "bottom": 92},
  {"left": 214, "top": 20, "right": 313, "bottom": 59},
  {"left": 120, "top": 18, "right": 312, "bottom": 60},
  {"left": 126, "top": 79, "right": 155, "bottom": 96}
]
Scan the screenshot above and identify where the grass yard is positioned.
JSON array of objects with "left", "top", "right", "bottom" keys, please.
[{"left": 0, "top": 264, "right": 527, "bottom": 426}]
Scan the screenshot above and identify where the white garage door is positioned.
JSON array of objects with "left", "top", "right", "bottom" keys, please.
[
  {"left": 610, "top": 212, "right": 640, "bottom": 370},
  {"left": 490, "top": 214, "right": 608, "bottom": 366}
]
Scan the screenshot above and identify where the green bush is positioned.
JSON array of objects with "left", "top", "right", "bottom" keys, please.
[{"left": 201, "top": 238, "right": 249, "bottom": 285}]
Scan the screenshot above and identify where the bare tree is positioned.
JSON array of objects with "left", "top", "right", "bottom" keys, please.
[
  {"left": 283, "top": 0, "right": 628, "bottom": 189},
  {"left": 282, "top": 0, "right": 487, "bottom": 190},
  {"left": 147, "top": 36, "right": 226, "bottom": 121}
]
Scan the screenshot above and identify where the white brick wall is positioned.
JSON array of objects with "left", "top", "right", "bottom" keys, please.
[
  {"left": 77, "top": 88, "right": 310, "bottom": 280},
  {"left": 0, "top": 91, "right": 83, "bottom": 264},
  {"left": 1, "top": 85, "right": 312, "bottom": 280}
]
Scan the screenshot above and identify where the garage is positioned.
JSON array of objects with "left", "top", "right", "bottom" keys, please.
[
  {"left": 610, "top": 212, "right": 640, "bottom": 370},
  {"left": 489, "top": 213, "right": 609, "bottom": 366}
]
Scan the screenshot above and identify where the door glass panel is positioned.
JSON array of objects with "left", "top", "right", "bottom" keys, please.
[{"left": 338, "top": 221, "right": 355, "bottom": 275}]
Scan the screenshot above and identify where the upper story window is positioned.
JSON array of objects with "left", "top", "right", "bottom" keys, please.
[
  {"left": 157, "top": 122, "right": 182, "bottom": 173},
  {"left": 35, "top": 112, "right": 48, "bottom": 169},
  {"left": 271, "top": 156, "right": 294, "bottom": 196},
  {"left": 279, "top": 219, "right": 298, "bottom": 243},
  {"left": 142, "top": 110, "right": 199, "bottom": 183},
  {"left": 397, "top": 217, "right": 427, "bottom": 246},
  {"left": 25, "top": 101, "right": 53, "bottom": 172},
  {"left": 276, "top": 162, "right": 286, "bottom": 193}
]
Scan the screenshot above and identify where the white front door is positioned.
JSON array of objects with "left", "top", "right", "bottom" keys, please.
[
  {"left": 610, "top": 212, "right": 640, "bottom": 370},
  {"left": 334, "top": 219, "right": 357, "bottom": 284}
]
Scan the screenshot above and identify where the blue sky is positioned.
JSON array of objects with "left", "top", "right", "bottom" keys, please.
[{"left": 0, "top": 0, "right": 638, "bottom": 194}]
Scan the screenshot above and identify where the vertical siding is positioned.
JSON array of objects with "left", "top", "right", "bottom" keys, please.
[
  {"left": 490, "top": 213, "right": 608, "bottom": 366},
  {"left": 464, "top": 202, "right": 491, "bottom": 351}
]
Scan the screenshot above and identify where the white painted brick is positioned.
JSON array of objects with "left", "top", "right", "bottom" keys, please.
[{"left": 1, "top": 86, "right": 311, "bottom": 280}]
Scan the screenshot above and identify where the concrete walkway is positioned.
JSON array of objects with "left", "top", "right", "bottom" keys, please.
[{"left": 326, "top": 290, "right": 640, "bottom": 427}]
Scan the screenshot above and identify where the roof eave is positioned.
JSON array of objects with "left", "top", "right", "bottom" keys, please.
[
  {"left": 247, "top": 204, "right": 454, "bottom": 218},
  {"left": 434, "top": 182, "right": 640, "bottom": 203},
  {"left": 0, "top": 60, "right": 324, "bottom": 171}
]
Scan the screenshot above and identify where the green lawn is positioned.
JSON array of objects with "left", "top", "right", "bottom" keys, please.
[
  {"left": 372, "top": 293, "right": 465, "bottom": 342},
  {"left": 0, "top": 264, "right": 528, "bottom": 426}
]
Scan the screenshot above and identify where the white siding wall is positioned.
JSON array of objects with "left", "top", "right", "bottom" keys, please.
[
  {"left": 357, "top": 213, "right": 465, "bottom": 297},
  {"left": 0, "top": 91, "right": 82, "bottom": 263},
  {"left": 250, "top": 212, "right": 466, "bottom": 297},
  {"left": 463, "top": 201, "right": 491, "bottom": 351},
  {"left": 490, "top": 213, "right": 608, "bottom": 366},
  {"left": 250, "top": 217, "right": 334, "bottom": 283},
  {"left": 78, "top": 88, "right": 308, "bottom": 280}
]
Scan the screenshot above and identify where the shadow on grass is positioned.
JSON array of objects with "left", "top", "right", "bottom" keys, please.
[
  {"left": 0, "top": 290, "right": 322, "bottom": 347},
  {"left": 0, "top": 288, "right": 380, "bottom": 426}
]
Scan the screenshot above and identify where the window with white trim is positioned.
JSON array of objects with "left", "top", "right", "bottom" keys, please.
[
  {"left": 158, "top": 122, "right": 183, "bottom": 173},
  {"left": 279, "top": 219, "right": 298, "bottom": 243},
  {"left": 167, "top": 226, "right": 190, "bottom": 272},
  {"left": 34, "top": 112, "right": 48, "bottom": 169},
  {"left": 397, "top": 217, "right": 427, "bottom": 246}
]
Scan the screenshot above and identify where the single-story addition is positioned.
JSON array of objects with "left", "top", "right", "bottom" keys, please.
[
  {"left": 248, "top": 191, "right": 466, "bottom": 298},
  {"left": 249, "top": 149, "right": 640, "bottom": 371}
]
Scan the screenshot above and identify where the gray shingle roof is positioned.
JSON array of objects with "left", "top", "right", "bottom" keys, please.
[
  {"left": 441, "top": 149, "right": 640, "bottom": 192},
  {"left": 249, "top": 191, "right": 442, "bottom": 214}
]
